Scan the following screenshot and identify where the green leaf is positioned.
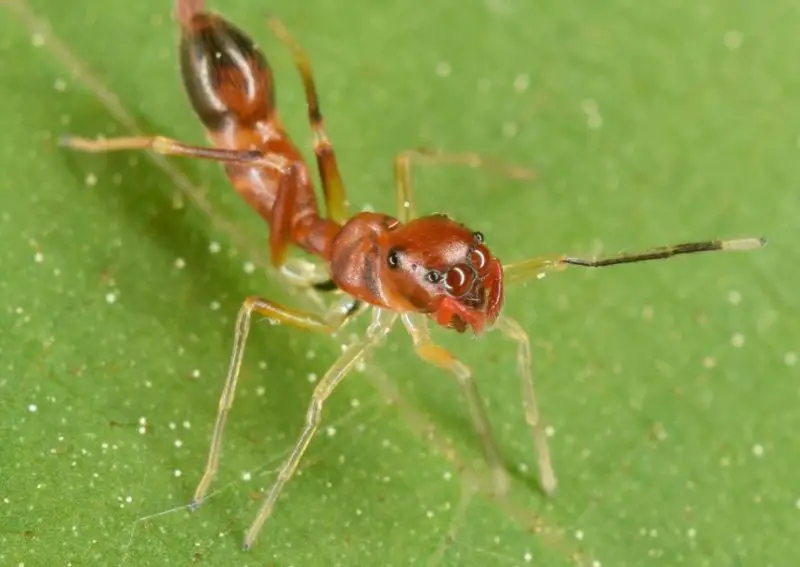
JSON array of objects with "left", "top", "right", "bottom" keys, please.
[{"left": 2, "top": 0, "right": 796, "bottom": 565}]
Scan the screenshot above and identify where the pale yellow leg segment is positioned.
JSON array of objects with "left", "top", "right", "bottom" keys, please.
[
  {"left": 191, "top": 297, "right": 340, "bottom": 510},
  {"left": 276, "top": 257, "right": 367, "bottom": 331},
  {"left": 494, "top": 315, "right": 556, "bottom": 494},
  {"left": 243, "top": 309, "right": 397, "bottom": 549},
  {"left": 394, "top": 148, "right": 537, "bottom": 223},
  {"left": 61, "top": 134, "right": 288, "bottom": 170},
  {"left": 502, "top": 254, "right": 568, "bottom": 286},
  {"left": 401, "top": 313, "right": 509, "bottom": 494},
  {"left": 279, "top": 257, "right": 333, "bottom": 288}
]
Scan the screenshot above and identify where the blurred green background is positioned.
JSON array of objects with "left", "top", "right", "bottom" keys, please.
[{"left": 1, "top": 0, "right": 797, "bottom": 565}]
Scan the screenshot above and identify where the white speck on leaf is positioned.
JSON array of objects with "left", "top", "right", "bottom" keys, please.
[
  {"left": 724, "top": 30, "right": 743, "bottom": 50},
  {"left": 580, "top": 98, "right": 603, "bottom": 129},
  {"left": 435, "top": 61, "right": 451, "bottom": 77},
  {"left": 727, "top": 290, "right": 742, "bottom": 305},
  {"left": 502, "top": 121, "right": 518, "bottom": 138}
]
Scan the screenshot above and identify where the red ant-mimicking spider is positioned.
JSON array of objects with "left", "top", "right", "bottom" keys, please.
[{"left": 63, "top": 0, "right": 766, "bottom": 551}]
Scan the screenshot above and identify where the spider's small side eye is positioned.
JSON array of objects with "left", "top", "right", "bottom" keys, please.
[
  {"left": 387, "top": 249, "right": 401, "bottom": 269},
  {"left": 425, "top": 270, "right": 442, "bottom": 284},
  {"left": 473, "top": 231, "right": 484, "bottom": 244}
]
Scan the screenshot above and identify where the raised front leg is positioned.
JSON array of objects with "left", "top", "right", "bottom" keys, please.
[
  {"left": 400, "top": 313, "right": 508, "bottom": 493},
  {"left": 503, "top": 237, "right": 766, "bottom": 285},
  {"left": 268, "top": 18, "right": 349, "bottom": 224}
]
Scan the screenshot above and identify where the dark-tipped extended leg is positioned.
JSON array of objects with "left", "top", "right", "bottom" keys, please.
[
  {"left": 562, "top": 237, "right": 767, "bottom": 267},
  {"left": 503, "top": 237, "right": 767, "bottom": 284}
]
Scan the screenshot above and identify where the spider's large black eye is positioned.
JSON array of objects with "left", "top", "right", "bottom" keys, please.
[
  {"left": 387, "top": 249, "right": 401, "bottom": 269},
  {"left": 425, "top": 270, "right": 442, "bottom": 284},
  {"left": 473, "top": 231, "right": 484, "bottom": 244}
]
